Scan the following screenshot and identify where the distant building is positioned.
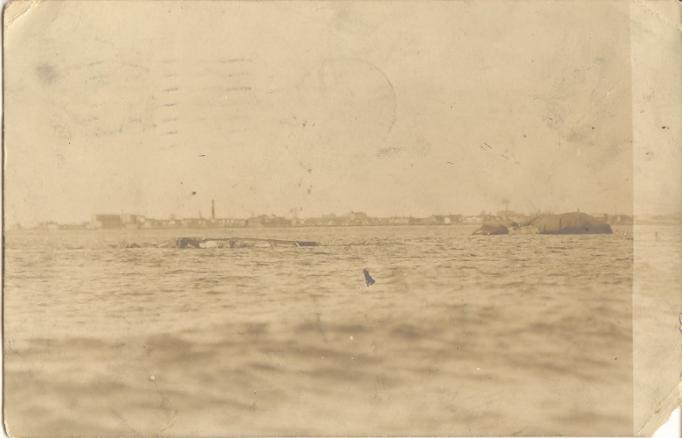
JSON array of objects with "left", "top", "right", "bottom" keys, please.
[
  {"left": 290, "top": 217, "right": 305, "bottom": 226},
  {"left": 91, "top": 214, "right": 123, "bottom": 229},
  {"left": 142, "top": 220, "right": 156, "bottom": 229},
  {"left": 225, "top": 218, "right": 247, "bottom": 227},
  {"left": 163, "top": 219, "right": 179, "bottom": 228},
  {"left": 432, "top": 215, "right": 451, "bottom": 225},
  {"left": 462, "top": 216, "right": 483, "bottom": 224},
  {"left": 416, "top": 216, "right": 439, "bottom": 225},
  {"left": 246, "top": 215, "right": 291, "bottom": 227},
  {"left": 347, "top": 211, "right": 370, "bottom": 226},
  {"left": 90, "top": 213, "right": 145, "bottom": 229},
  {"left": 121, "top": 214, "right": 145, "bottom": 227},
  {"left": 387, "top": 217, "right": 410, "bottom": 225},
  {"left": 246, "top": 216, "right": 266, "bottom": 227},
  {"left": 181, "top": 218, "right": 208, "bottom": 228}
]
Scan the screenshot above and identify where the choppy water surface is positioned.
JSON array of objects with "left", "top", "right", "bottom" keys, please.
[{"left": 5, "top": 225, "right": 636, "bottom": 435}]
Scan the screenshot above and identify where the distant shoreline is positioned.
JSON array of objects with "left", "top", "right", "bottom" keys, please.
[
  {"left": 9, "top": 223, "right": 485, "bottom": 231},
  {"left": 6, "top": 222, "right": 660, "bottom": 233},
  {"left": 10, "top": 211, "right": 647, "bottom": 231}
]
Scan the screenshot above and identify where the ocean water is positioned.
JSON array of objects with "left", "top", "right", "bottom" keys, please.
[{"left": 4, "top": 225, "right": 636, "bottom": 436}]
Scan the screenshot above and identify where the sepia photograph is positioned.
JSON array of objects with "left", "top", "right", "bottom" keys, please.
[{"left": 2, "top": 0, "right": 680, "bottom": 436}]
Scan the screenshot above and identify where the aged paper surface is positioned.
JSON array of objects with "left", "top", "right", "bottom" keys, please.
[
  {"left": 2, "top": 0, "right": 680, "bottom": 436},
  {"left": 631, "top": 1, "right": 681, "bottom": 435}
]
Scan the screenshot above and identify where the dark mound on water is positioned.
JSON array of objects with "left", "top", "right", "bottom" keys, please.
[
  {"left": 472, "top": 224, "right": 509, "bottom": 235},
  {"left": 169, "top": 237, "right": 319, "bottom": 249},
  {"left": 528, "top": 212, "right": 612, "bottom": 235}
]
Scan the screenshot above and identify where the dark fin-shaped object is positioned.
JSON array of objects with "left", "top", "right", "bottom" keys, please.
[{"left": 363, "top": 269, "right": 376, "bottom": 287}]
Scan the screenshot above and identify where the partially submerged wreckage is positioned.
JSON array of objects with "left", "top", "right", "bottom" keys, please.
[
  {"left": 169, "top": 237, "right": 319, "bottom": 249},
  {"left": 473, "top": 212, "right": 614, "bottom": 236},
  {"left": 113, "top": 237, "right": 319, "bottom": 249}
]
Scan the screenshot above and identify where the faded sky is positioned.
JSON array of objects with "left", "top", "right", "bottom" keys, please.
[{"left": 4, "top": 1, "right": 634, "bottom": 225}]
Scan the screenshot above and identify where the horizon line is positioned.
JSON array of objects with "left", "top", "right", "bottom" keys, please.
[{"left": 11, "top": 209, "right": 642, "bottom": 227}]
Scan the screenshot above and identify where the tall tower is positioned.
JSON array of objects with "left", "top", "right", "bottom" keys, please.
[{"left": 211, "top": 200, "right": 216, "bottom": 220}]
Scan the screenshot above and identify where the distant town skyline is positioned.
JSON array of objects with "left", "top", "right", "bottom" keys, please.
[
  {"left": 16, "top": 203, "right": 640, "bottom": 229},
  {"left": 4, "top": 1, "right": 643, "bottom": 227},
  {"left": 20, "top": 208, "right": 638, "bottom": 231},
  {"left": 6, "top": 199, "right": 637, "bottom": 228}
]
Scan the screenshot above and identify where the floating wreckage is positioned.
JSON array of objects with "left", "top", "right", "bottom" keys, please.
[
  {"left": 167, "top": 237, "right": 319, "bottom": 249},
  {"left": 472, "top": 212, "right": 613, "bottom": 235},
  {"left": 112, "top": 237, "right": 319, "bottom": 249},
  {"left": 527, "top": 212, "right": 613, "bottom": 234},
  {"left": 472, "top": 224, "right": 509, "bottom": 235}
]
